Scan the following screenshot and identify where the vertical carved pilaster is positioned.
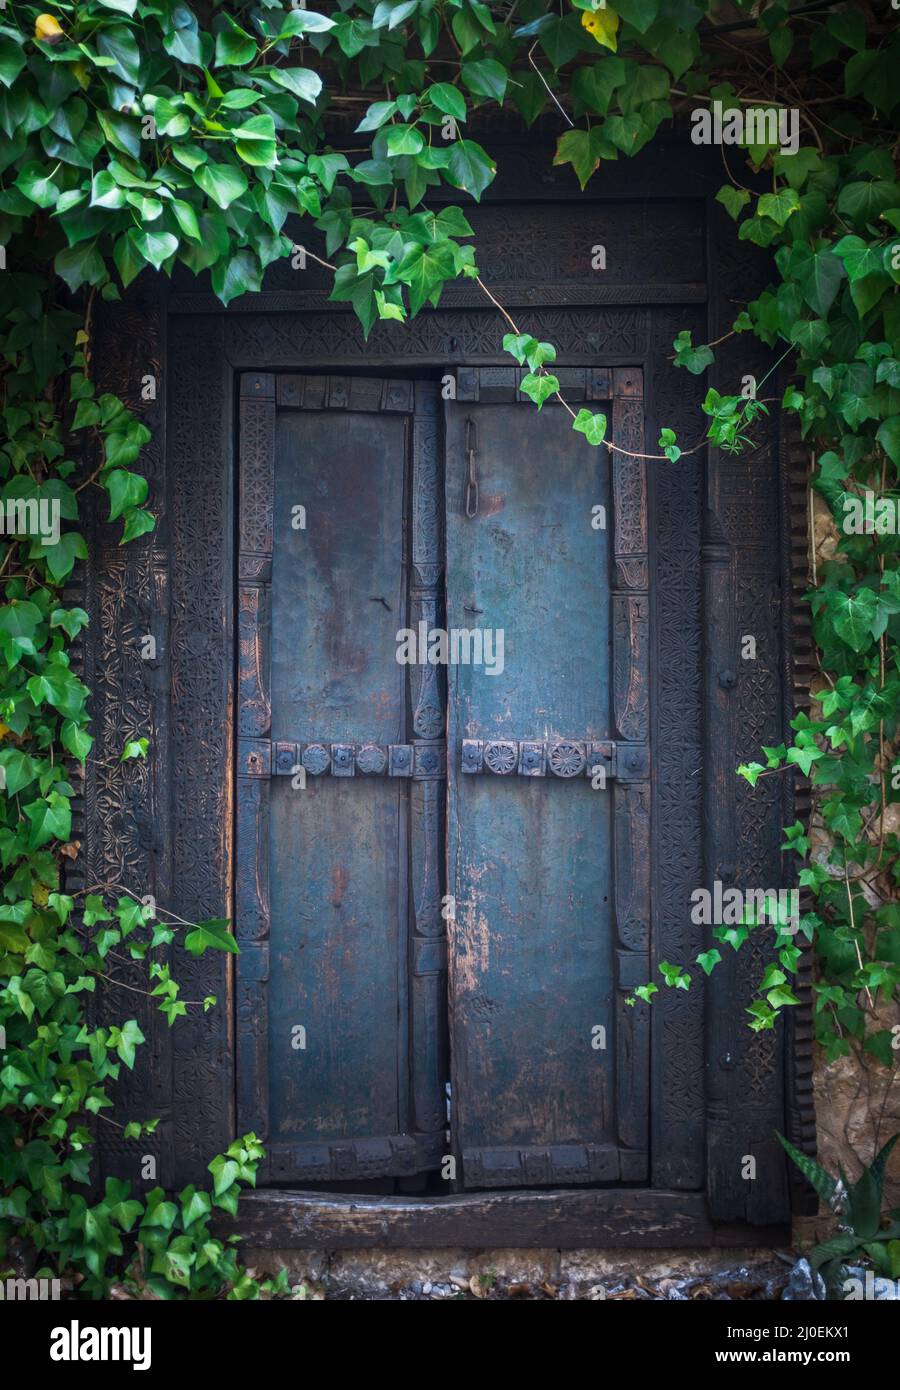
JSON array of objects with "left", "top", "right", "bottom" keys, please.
[
  {"left": 704, "top": 196, "right": 789, "bottom": 1224},
  {"left": 611, "top": 368, "right": 650, "bottom": 1181},
  {"left": 85, "top": 284, "right": 176, "bottom": 1186},
  {"left": 235, "top": 373, "right": 275, "bottom": 1149},
  {"left": 408, "top": 383, "right": 448, "bottom": 1145}
]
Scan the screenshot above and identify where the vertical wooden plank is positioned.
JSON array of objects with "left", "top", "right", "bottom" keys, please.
[
  {"left": 86, "top": 282, "right": 176, "bottom": 1187},
  {"left": 168, "top": 315, "right": 234, "bottom": 1183},
  {"left": 647, "top": 305, "right": 707, "bottom": 1190},
  {"left": 235, "top": 373, "right": 275, "bottom": 1150},
  {"left": 408, "top": 383, "right": 448, "bottom": 1154},
  {"left": 445, "top": 387, "right": 619, "bottom": 1186},
  {"left": 611, "top": 370, "right": 650, "bottom": 1181},
  {"left": 704, "top": 197, "right": 789, "bottom": 1223},
  {"left": 264, "top": 388, "right": 427, "bottom": 1179}
]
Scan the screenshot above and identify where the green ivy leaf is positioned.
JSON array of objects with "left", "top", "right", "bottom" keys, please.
[
  {"left": 426, "top": 83, "right": 466, "bottom": 121},
  {"left": 519, "top": 372, "right": 559, "bottom": 409},
  {"left": 394, "top": 239, "right": 456, "bottom": 314},
  {"left": 696, "top": 949, "right": 722, "bottom": 976},
  {"left": 715, "top": 185, "right": 749, "bottom": 221},
  {"left": 120, "top": 737, "right": 149, "bottom": 762},
  {"left": 876, "top": 416, "right": 900, "bottom": 467},
  {"left": 446, "top": 139, "right": 496, "bottom": 200},
  {"left": 460, "top": 60, "right": 508, "bottom": 103},
  {"left": 23, "top": 791, "right": 71, "bottom": 851},
  {"left": 210, "top": 248, "right": 263, "bottom": 306},
  {"left": 194, "top": 162, "right": 249, "bottom": 210},
  {"left": 829, "top": 589, "right": 879, "bottom": 652},
  {"left": 573, "top": 408, "right": 608, "bottom": 445},
  {"left": 132, "top": 230, "right": 178, "bottom": 272},
  {"left": 15, "top": 161, "right": 59, "bottom": 209},
  {"left": 214, "top": 17, "right": 256, "bottom": 68},
  {"left": 184, "top": 918, "right": 238, "bottom": 957},
  {"left": 267, "top": 67, "right": 321, "bottom": 105},
  {"left": 757, "top": 188, "right": 801, "bottom": 228},
  {"left": 672, "top": 330, "right": 713, "bottom": 375}
]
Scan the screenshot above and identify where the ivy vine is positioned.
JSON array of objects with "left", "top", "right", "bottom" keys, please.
[{"left": 0, "top": 0, "right": 897, "bottom": 1296}]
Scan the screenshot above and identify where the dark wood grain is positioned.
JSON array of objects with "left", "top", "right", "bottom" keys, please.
[{"left": 220, "top": 1187, "right": 789, "bottom": 1250}]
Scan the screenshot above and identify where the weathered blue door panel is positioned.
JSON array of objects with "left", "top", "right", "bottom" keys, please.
[
  {"left": 446, "top": 400, "right": 624, "bottom": 1186},
  {"left": 236, "top": 376, "right": 446, "bottom": 1184},
  {"left": 236, "top": 370, "right": 649, "bottom": 1190},
  {"left": 268, "top": 411, "right": 407, "bottom": 1146}
]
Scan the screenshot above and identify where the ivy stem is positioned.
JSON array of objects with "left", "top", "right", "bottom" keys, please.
[
  {"left": 101, "top": 974, "right": 207, "bottom": 1007},
  {"left": 81, "top": 880, "right": 207, "bottom": 931},
  {"left": 842, "top": 856, "right": 874, "bottom": 1010},
  {"left": 527, "top": 42, "right": 573, "bottom": 128},
  {"left": 303, "top": 249, "right": 337, "bottom": 272},
  {"left": 0, "top": 541, "right": 19, "bottom": 580},
  {"left": 474, "top": 277, "right": 705, "bottom": 460}
]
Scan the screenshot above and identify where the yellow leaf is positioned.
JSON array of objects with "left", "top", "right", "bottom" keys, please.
[
  {"left": 581, "top": 7, "right": 619, "bottom": 52},
  {"left": 73, "top": 60, "right": 91, "bottom": 90},
  {"left": 0, "top": 723, "right": 10, "bottom": 739},
  {"left": 33, "top": 884, "right": 50, "bottom": 906},
  {"left": 35, "top": 13, "right": 65, "bottom": 43}
]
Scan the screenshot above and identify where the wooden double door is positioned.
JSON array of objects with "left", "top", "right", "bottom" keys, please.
[{"left": 235, "top": 367, "right": 651, "bottom": 1190}]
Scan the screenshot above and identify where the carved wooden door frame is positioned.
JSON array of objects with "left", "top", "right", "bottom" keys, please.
[{"left": 77, "top": 138, "right": 815, "bottom": 1247}]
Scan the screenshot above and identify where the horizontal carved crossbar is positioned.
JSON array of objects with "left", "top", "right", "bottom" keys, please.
[
  {"left": 462, "top": 1143, "right": 647, "bottom": 1188},
  {"left": 461, "top": 739, "right": 649, "bottom": 780},
  {"left": 263, "top": 1131, "right": 445, "bottom": 1184},
  {"left": 239, "top": 737, "right": 446, "bottom": 779}
]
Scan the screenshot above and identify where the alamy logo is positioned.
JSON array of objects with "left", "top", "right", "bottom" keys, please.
[
  {"left": 50, "top": 1321, "right": 151, "bottom": 1372},
  {"left": 396, "top": 622, "right": 505, "bottom": 676},
  {"left": 690, "top": 880, "right": 799, "bottom": 931},
  {"left": 843, "top": 1272, "right": 900, "bottom": 1300},
  {"left": 3, "top": 1275, "right": 60, "bottom": 1299},
  {"left": 691, "top": 101, "right": 800, "bottom": 157},
  {"left": 0, "top": 497, "right": 60, "bottom": 546},
  {"left": 841, "top": 491, "right": 900, "bottom": 534}
]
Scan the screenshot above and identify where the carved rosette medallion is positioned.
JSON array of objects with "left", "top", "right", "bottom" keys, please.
[
  {"left": 356, "top": 743, "right": 387, "bottom": 775},
  {"left": 549, "top": 741, "right": 586, "bottom": 777},
  {"left": 484, "top": 741, "right": 518, "bottom": 775},
  {"left": 301, "top": 743, "right": 330, "bottom": 776}
]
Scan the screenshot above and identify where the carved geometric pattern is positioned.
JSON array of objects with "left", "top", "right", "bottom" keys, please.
[
  {"left": 238, "top": 397, "right": 275, "bottom": 557},
  {"left": 613, "top": 594, "right": 650, "bottom": 742},
  {"left": 518, "top": 742, "right": 545, "bottom": 777},
  {"left": 301, "top": 743, "right": 330, "bottom": 775},
  {"left": 219, "top": 308, "right": 650, "bottom": 371},
  {"left": 171, "top": 199, "right": 705, "bottom": 317},
  {"left": 701, "top": 199, "right": 791, "bottom": 1224},
  {"left": 460, "top": 738, "right": 644, "bottom": 779},
  {"left": 483, "top": 740, "right": 519, "bottom": 775},
  {"left": 648, "top": 305, "right": 707, "bottom": 1191},
  {"left": 356, "top": 743, "right": 387, "bottom": 775},
  {"left": 463, "top": 1144, "right": 624, "bottom": 1188},
  {"left": 389, "top": 744, "right": 412, "bottom": 777},
  {"left": 84, "top": 288, "right": 174, "bottom": 1186},
  {"left": 548, "top": 741, "right": 586, "bottom": 777},
  {"left": 274, "top": 742, "right": 447, "bottom": 779},
  {"left": 331, "top": 743, "right": 354, "bottom": 776},
  {"left": 166, "top": 313, "right": 234, "bottom": 1182}
]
